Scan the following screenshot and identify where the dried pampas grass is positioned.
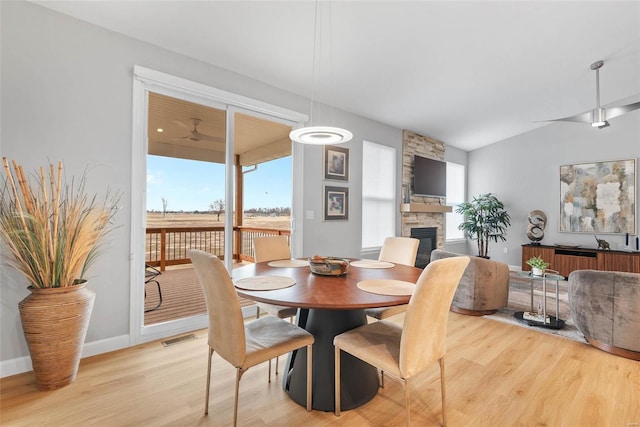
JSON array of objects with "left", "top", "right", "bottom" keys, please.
[{"left": 1, "top": 158, "right": 120, "bottom": 288}]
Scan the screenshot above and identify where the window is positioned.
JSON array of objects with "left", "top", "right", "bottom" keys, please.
[
  {"left": 446, "top": 162, "right": 465, "bottom": 240},
  {"left": 362, "top": 141, "right": 396, "bottom": 249}
]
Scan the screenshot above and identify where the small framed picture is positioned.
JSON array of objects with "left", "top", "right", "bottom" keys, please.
[
  {"left": 324, "top": 185, "right": 349, "bottom": 221},
  {"left": 324, "top": 145, "right": 349, "bottom": 181}
]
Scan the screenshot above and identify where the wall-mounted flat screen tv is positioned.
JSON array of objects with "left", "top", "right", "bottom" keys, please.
[{"left": 413, "top": 155, "right": 446, "bottom": 197}]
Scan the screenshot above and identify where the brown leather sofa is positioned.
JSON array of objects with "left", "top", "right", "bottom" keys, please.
[
  {"left": 568, "top": 270, "right": 640, "bottom": 360},
  {"left": 430, "top": 249, "right": 509, "bottom": 315}
]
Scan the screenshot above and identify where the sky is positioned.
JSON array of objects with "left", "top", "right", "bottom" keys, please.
[{"left": 146, "top": 155, "right": 292, "bottom": 212}]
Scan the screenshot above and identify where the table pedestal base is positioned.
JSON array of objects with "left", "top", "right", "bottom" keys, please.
[{"left": 285, "top": 308, "right": 379, "bottom": 411}]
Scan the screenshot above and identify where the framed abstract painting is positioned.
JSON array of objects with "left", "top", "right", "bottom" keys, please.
[{"left": 559, "top": 158, "right": 636, "bottom": 234}]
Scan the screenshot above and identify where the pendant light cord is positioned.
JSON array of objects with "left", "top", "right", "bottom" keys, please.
[
  {"left": 289, "top": 0, "right": 352, "bottom": 145},
  {"left": 309, "top": 0, "right": 320, "bottom": 126}
]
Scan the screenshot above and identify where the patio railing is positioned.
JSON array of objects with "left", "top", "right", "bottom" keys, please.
[{"left": 146, "top": 226, "right": 290, "bottom": 271}]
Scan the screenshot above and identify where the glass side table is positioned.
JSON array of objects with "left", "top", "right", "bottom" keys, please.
[{"left": 514, "top": 269, "right": 565, "bottom": 330}]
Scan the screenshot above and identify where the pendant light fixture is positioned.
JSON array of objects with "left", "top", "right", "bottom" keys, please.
[{"left": 289, "top": 1, "right": 352, "bottom": 145}]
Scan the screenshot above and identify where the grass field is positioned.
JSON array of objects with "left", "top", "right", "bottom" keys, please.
[{"left": 146, "top": 212, "right": 290, "bottom": 230}]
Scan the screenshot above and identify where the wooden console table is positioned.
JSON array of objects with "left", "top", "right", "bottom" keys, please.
[{"left": 521, "top": 244, "right": 640, "bottom": 277}]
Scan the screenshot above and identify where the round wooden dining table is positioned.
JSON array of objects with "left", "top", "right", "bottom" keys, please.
[{"left": 232, "top": 259, "right": 424, "bottom": 412}]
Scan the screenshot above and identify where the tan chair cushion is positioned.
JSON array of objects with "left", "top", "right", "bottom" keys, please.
[{"left": 243, "top": 316, "right": 314, "bottom": 370}]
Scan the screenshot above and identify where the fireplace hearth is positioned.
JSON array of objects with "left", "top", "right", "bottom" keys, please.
[{"left": 411, "top": 227, "right": 437, "bottom": 269}]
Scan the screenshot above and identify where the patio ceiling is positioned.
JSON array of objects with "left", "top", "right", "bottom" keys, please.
[{"left": 148, "top": 92, "right": 292, "bottom": 167}]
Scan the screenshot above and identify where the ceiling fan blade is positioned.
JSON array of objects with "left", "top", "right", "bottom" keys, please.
[
  {"left": 543, "top": 110, "right": 593, "bottom": 124},
  {"left": 170, "top": 136, "right": 192, "bottom": 142},
  {"left": 605, "top": 101, "right": 640, "bottom": 120},
  {"left": 536, "top": 61, "right": 637, "bottom": 128},
  {"left": 191, "top": 131, "right": 225, "bottom": 143},
  {"left": 173, "top": 119, "right": 192, "bottom": 131}
]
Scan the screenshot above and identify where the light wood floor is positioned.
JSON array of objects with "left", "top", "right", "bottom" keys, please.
[{"left": 1, "top": 312, "right": 639, "bottom": 426}]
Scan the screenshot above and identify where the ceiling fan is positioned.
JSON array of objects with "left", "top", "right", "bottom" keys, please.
[
  {"left": 173, "top": 118, "right": 224, "bottom": 143},
  {"left": 542, "top": 60, "right": 640, "bottom": 129}
]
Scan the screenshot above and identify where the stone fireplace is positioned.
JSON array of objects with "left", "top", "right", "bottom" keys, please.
[{"left": 401, "top": 130, "right": 448, "bottom": 261}]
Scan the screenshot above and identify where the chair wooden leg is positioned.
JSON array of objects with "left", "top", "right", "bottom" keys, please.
[
  {"left": 234, "top": 368, "right": 242, "bottom": 427},
  {"left": 334, "top": 345, "right": 341, "bottom": 416},
  {"left": 306, "top": 343, "right": 313, "bottom": 412},
  {"left": 404, "top": 378, "right": 411, "bottom": 427},
  {"left": 204, "top": 347, "right": 213, "bottom": 415},
  {"left": 439, "top": 357, "right": 447, "bottom": 427}
]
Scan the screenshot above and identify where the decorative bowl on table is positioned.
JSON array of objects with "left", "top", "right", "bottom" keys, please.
[{"left": 309, "top": 256, "right": 349, "bottom": 276}]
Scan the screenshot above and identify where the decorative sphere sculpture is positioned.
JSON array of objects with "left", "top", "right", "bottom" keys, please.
[{"left": 527, "top": 210, "right": 547, "bottom": 244}]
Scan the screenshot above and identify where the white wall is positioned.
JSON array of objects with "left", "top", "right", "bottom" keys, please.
[
  {"left": 467, "top": 110, "right": 640, "bottom": 267},
  {"left": 445, "top": 145, "right": 467, "bottom": 165},
  {"left": 0, "top": 1, "right": 402, "bottom": 369},
  {"left": 301, "top": 112, "right": 402, "bottom": 258}
]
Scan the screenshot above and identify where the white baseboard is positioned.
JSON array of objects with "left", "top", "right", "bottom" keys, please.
[
  {"left": 0, "top": 334, "right": 130, "bottom": 379},
  {"left": 2, "top": 307, "right": 258, "bottom": 378},
  {"left": 82, "top": 334, "right": 130, "bottom": 358},
  {"left": 0, "top": 355, "right": 32, "bottom": 379}
]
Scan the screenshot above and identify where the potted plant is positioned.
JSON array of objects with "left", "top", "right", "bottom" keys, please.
[
  {"left": 0, "top": 158, "right": 120, "bottom": 390},
  {"left": 526, "top": 255, "right": 550, "bottom": 276},
  {"left": 456, "top": 193, "right": 511, "bottom": 258}
]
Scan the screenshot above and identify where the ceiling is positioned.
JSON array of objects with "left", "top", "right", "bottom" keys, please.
[
  {"left": 148, "top": 92, "right": 292, "bottom": 166},
  {"left": 33, "top": 1, "right": 640, "bottom": 151}
]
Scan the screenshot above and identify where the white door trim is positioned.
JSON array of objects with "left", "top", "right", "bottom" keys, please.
[{"left": 130, "top": 66, "right": 306, "bottom": 345}]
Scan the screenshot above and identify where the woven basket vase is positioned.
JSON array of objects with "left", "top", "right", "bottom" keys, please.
[{"left": 18, "top": 284, "right": 95, "bottom": 391}]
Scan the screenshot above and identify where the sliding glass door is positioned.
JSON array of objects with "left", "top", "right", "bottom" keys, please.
[{"left": 131, "top": 66, "right": 305, "bottom": 344}]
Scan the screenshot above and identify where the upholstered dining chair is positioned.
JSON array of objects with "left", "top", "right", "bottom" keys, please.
[
  {"left": 188, "top": 250, "right": 314, "bottom": 426},
  {"left": 334, "top": 256, "right": 470, "bottom": 427},
  {"left": 252, "top": 235, "right": 299, "bottom": 376},
  {"left": 252, "top": 236, "right": 298, "bottom": 321},
  {"left": 364, "top": 236, "right": 419, "bottom": 321}
]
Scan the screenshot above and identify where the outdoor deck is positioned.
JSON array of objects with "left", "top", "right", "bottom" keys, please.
[
  {"left": 143, "top": 225, "right": 290, "bottom": 325},
  {"left": 144, "top": 263, "right": 256, "bottom": 325}
]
